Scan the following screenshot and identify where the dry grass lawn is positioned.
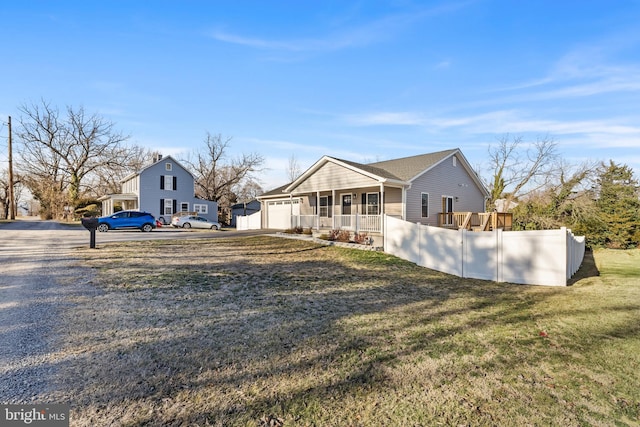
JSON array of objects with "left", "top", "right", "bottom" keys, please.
[{"left": 53, "top": 236, "right": 640, "bottom": 426}]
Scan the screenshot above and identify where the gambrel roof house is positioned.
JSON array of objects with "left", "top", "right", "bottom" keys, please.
[
  {"left": 98, "top": 155, "right": 218, "bottom": 224},
  {"left": 257, "top": 148, "right": 489, "bottom": 236}
]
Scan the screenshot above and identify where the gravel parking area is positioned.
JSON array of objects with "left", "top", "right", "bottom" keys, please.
[{"left": 0, "top": 220, "right": 96, "bottom": 403}]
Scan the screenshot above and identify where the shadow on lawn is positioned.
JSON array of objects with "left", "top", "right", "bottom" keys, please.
[
  {"left": 49, "top": 238, "right": 626, "bottom": 425},
  {"left": 567, "top": 249, "right": 599, "bottom": 286}
]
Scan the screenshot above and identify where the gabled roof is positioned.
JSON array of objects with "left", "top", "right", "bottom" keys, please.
[
  {"left": 259, "top": 148, "right": 489, "bottom": 198},
  {"left": 259, "top": 183, "right": 290, "bottom": 198},
  {"left": 121, "top": 155, "right": 194, "bottom": 183},
  {"left": 368, "top": 149, "right": 458, "bottom": 181}
]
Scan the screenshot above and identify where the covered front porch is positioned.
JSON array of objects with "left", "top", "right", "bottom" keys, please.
[
  {"left": 293, "top": 213, "right": 383, "bottom": 233},
  {"left": 97, "top": 193, "right": 139, "bottom": 216},
  {"left": 287, "top": 183, "right": 401, "bottom": 236}
]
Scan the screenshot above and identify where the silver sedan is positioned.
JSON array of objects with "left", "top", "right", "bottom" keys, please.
[{"left": 171, "top": 215, "right": 221, "bottom": 230}]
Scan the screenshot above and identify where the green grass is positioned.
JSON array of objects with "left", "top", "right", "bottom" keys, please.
[{"left": 58, "top": 237, "right": 640, "bottom": 426}]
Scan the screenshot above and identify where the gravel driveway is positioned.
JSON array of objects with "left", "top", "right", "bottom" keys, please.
[
  {"left": 0, "top": 219, "right": 93, "bottom": 403},
  {"left": 0, "top": 219, "right": 270, "bottom": 404}
]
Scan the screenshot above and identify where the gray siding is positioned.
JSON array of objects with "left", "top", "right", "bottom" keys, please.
[
  {"left": 138, "top": 158, "right": 218, "bottom": 223},
  {"left": 406, "top": 155, "right": 486, "bottom": 226}
]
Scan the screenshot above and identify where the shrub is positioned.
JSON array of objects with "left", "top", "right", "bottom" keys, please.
[
  {"left": 353, "top": 232, "right": 369, "bottom": 244},
  {"left": 337, "top": 230, "right": 351, "bottom": 242}
]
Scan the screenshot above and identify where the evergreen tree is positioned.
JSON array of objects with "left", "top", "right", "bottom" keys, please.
[{"left": 595, "top": 161, "right": 640, "bottom": 248}]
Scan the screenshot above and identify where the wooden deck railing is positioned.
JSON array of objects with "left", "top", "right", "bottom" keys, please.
[{"left": 438, "top": 212, "right": 512, "bottom": 231}]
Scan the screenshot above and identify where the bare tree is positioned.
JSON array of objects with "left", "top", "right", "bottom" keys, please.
[
  {"left": 89, "top": 145, "right": 154, "bottom": 196},
  {"left": 486, "top": 134, "right": 559, "bottom": 211},
  {"left": 16, "top": 100, "right": 130, "bottom": 217},
  {"left": 185, "top": 132, "right": 265, "bottom": 206},
  {"left": 287, "top": 154, "right": 302, "bottom": 182},
  {"left": 0, "top": 168, "right": 22, "bottom": 219}
]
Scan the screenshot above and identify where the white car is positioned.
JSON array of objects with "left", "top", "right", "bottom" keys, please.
[{"left": 171, "top": 215, "right": 221, "bottom": 230}]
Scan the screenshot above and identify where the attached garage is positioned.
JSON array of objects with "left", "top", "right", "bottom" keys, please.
[{"left": 266, "top": 199, "right": 299, "bottom": 229}]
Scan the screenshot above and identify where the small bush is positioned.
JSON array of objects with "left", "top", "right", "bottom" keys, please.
[
  {"left": 284, "top": 226, "right": 305, "bottom": 234},
  {"left": 353, "top": 232, "right": 369, "bottom": 245}
]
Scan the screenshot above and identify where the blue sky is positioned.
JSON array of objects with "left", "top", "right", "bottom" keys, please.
[{"left": 1, "top": 0, "right": 639, "bottom": 191}]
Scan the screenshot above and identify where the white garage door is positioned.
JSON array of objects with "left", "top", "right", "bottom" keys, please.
[{"left": 267, "top": 199, "right": 300, "bottom": 229}]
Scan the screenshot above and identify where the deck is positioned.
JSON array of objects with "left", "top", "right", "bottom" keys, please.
[{"left": 438, "top": 212, "right": 513, "bottom": 231}]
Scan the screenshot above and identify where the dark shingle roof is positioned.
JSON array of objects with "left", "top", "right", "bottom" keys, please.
[
  {"left": 367, "top": 149, "right": 458, "bottom": 181},
  {"left": 259, "top": 183, "right": 290, "bottom": 198},
  {"left": 259, "top": 148, "right": 460, "bottom": 196}
]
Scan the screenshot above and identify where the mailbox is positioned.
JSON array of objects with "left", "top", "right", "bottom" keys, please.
[
  {"left": 81, "top": 217, "right": 99, "bottom": 230},
  {"left": 81, "top": 217, "right": 99, "bottom": 248}
]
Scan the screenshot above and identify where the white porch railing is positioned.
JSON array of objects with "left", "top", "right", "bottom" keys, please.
[{"left": 292, "top": 214, "right": 382, "bottom": 233}]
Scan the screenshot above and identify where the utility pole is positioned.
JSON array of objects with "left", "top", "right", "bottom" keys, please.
[{"left": 8, "top": 116, "right": 15, "bottom": 220}]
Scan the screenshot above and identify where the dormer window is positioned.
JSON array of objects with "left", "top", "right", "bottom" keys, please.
[{"left": 165, "top": 162, "right": 172, "bottom": 171}]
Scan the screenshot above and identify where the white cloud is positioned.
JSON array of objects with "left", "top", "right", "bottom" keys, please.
[
  {"left": 208, "top": 2, "right": 472, "bottom": 53},
  {"left": 345, "top": 111, "right": 426, "bottom": 126}
]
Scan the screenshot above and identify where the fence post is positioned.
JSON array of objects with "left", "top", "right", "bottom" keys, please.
[{"left": 496, "top": 228, "right": 503, "bottom": 283}]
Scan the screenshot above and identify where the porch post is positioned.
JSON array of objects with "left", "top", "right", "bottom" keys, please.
[
  {"left": 380, "top": 183, "right": 385, "bottom": 235},
  {"left": 316, "top": 190, "right": 320, "bottom": 230},
  {"left": 289, "top": 193, "right": 293, "bottom": 229},
  {"left": 332, "top": 189, "right": 336, "bottom": 230}
]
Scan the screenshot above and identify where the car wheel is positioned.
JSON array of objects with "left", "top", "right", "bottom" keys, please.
[
  {"left": 182, "top": 223, "right": 191, "bottom": 229},
  {"left": 97, "top": 223, "right": 109, "bottom": 232},
  {"left": 141, "top": 223, "right": 153, "bottom": 232},
  {"left": 211, "top": 224, "right": 218, "bottom": 230}
]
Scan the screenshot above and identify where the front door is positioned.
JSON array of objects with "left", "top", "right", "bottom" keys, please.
[
  {"left": 342, "top": 194, "right": 352, "bottom": 215},
  {"left": 341, "top": 194, "right": 352, "bottom": 229}
]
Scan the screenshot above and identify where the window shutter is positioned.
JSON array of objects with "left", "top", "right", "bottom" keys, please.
[
  {"left": 160, "top": 176, "right": 165, "bottom": 190},
  {"left": 160, "top": 199, "right": 164, "bottom": 214},
  {"left": 172, "top": 200, "right": 177, "bottom": 213},
  {"left": 173, "top": 176, "right": 177, "bottom": 191}
]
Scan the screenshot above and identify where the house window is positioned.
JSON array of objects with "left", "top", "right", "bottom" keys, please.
[
  {"left": 164, "top": 199, "right": 174, "bottom": 215},
  {"left": 366, "top": 193, "right": 379, "bottom": 215},
  {"left": 421, "top": 193, "right": 429, "bottom": 218},
  {"left": 319, "top": 196, "right": 332, "bottom": 217},
  {"left": 194, "top": 204, "right": 208, "bottom": 214},
  {"left": 160, "top": 175, "right": 177, "bottom": 190},
  {"left": 165, "top": 162, "right": 172, "bottom": 171},
  {"left": 180, "top": 202, "right": 189, "bottom": 212},
  {"left": 453, "top": 156, "right": 457, "bottom": 167},
  {"left": 164, "top": 175, "right": 173, "bottom": 191}
]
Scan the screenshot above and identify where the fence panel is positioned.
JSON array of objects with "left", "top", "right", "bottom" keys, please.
[
  {"left": 462, "top": 229, "right": 498, "bottom": 281},
  {"left": 236, "top": 211, "right": 261, "bottom": 230},
  {"left": 384, "top": 215, "right": 585, "bottom": 286},
  {"left": 500, "top": 229, "right": 567, "bottom": 286},
  {"left": 384, "top": 215, "right": 421, "bottom": 264},
  {"left": 418, "top": 226, "right": 463, "bottom": 277}
]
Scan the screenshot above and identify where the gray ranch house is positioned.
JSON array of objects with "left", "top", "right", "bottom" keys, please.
[
  {"left": 257, "top": 148, "right": 489, "bottom": 239},
  {"left": 98, "top": 155, "right": 218, "bottom": 224}
]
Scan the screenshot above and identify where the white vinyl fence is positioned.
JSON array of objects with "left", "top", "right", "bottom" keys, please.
[
  {"left": 384, "top": 215, "right": 585, "bottom": 286},
  {"left": 236, "top": 211, "right": 262, "bottom": 230}
]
